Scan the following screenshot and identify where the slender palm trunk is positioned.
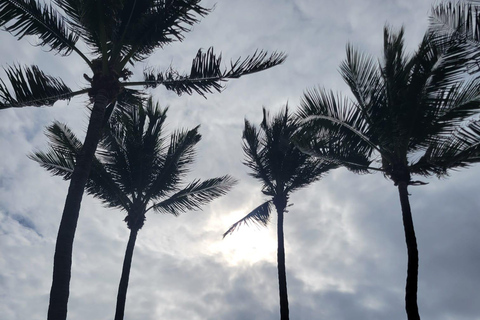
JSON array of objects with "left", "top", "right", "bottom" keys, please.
[
  {"left": 114, "top": 228, "right": 139, "bottom": 320},
  {"left": 397, "top": 181, "right": 420, "bottom": 320},
  {"left": 276, "top": 203, "right": 289, "bottom": 320},
  {"left": 47, "top": 91, "right": 110, "bottom": 320}
]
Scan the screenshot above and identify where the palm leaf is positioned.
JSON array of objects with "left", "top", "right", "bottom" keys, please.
[
  {"left": 0, "top": 0, "right": 83, "bottom": 58},
  {"left": 413, "top": 119, "right": 480, "bottom": 175},
  {"left": 31, "top": 121, "right": 132, "bottom": 210},
  {"left": 0, "top": 65, "right": 74, "bottom": 109},
  {"left": 340, "top": 43, "right": 383, "bottom": 114},
  {"left": 242, "top": 117, "right": 276, "bottom": 195},
  {"left": 146, "top": 126, "right": 201, "bottom": 201},
  {"left": 116, "top": 0, "right": 211, "bottom": 63},
  {"left": 429, "top": 2, "right": 480, "bottom": 73},
  {"left": 430, "top": 1, "right": 480, "bottom": 43},
  {"left": 140, "top": 47, "right": 286, "bottom": 97},
  {"left": 151, "top": 175, "right": 237, "bottom": 215},
  {"left": 223, "top": 201, "right": 272, "bottom": 238}
]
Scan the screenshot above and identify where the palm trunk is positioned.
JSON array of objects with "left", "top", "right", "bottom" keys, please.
[
  {"left": 276, "top": 202, "right": 289, "bottom": 320},
  {"left": 47, "top": 91, "right": 110, "bottom": 320},
  {"left": 397, "top": 181, "right": 420, "bottom": 320},
  {"left": 114, "top": 228, "right": 139, "bottom": 320}
]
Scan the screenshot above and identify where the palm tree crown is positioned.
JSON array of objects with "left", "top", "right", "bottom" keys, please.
[
  {"left": 31, "top": 97, "right": 236, "bottom": 320},
  {"left": 31, "top": 98, "right": 236, "bottom": 225},
  {"left": 0, "top": 0, "right": 286, "bottom": 108},
  {"left": 224, "top": 107, "right": 335, "bottom": 320},
  {"left": 297, "top": 27, "right": 480, "bottom": 180},
  {"left": 295, "top": 26, "right": 480, "bottom": 320}
]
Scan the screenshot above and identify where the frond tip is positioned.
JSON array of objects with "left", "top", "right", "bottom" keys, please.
[
  {"left": 151, "top": 175, "right": 238, "bottom": 215},
  {"left": 0, "top": 65, "right": 73, "bottom": 109},
  {"left": 223, "top": 201, "right": 272, "bottom": 238}
]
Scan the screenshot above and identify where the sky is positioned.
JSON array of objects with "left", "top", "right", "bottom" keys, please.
[{"left": 1, "top": 0, "right": 480, "bottom": 319}]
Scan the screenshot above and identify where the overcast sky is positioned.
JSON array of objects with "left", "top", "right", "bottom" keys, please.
[{"left": 1, "top": 1, "right": 480, "bottom": 319}]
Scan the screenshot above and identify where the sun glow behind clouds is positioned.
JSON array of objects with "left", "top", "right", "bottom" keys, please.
[{"left": 208, "top": 210, "right": 277, "bottom": 266}]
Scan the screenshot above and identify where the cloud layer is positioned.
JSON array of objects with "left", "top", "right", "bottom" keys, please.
[{"left": 2, "top": 1, "right": 480, "bottom": 320}]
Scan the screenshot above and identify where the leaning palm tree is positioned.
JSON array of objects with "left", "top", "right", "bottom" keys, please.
[
  {"left": 31, "top": 98, "right": 236, "bottom": 320},
  {"left": 223, "top": 107, "right": 335, "bottom": 320},
  {"left": 295, "top": 27, "right": 480, "bottom": 320},
  {"left": 0, "top": 1, "right": 285, "bottom": 318}
]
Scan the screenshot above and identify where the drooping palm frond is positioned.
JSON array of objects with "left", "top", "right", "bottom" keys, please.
[
  {"left": 296, "top": 87, "right": 375, "bottom": 173},
  {"left": 412, "top": 118, "right": 480, "bottom": 175},
  {"left": 151, "top": 176, "right": 237, "bottom": 215},
  {"left": 28, "top": 122, "right": 78, "bottom": 179},
  {"left": 0, "top": 65, "right": 76, "bottom": 109},
  {"left": 140, "top": 48, "right": 286, "bottom": 97},
  {"left": 0, "top": 0, "right": 81, "bottom": 57},
  {"left": 223, "top": 201, "right": 272, "bottom": 238},
  {"left": 30, "top": 121, "right": 132, "bottom": 209}
]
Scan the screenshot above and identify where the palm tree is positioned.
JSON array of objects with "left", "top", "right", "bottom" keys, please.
[
  {"left": 295, "top": 27, "right": 480, "bottom": 320},
  {"left": 0, "top": 1, "right": 285, "bottom": 319},
  {"left": 430, "top": 1, "right": 480, "bottom": 73},
  {"left": 31, "top": 97, "right": 236, "bottom": 320},
  {"left": 223, "top": 107, "right": 335, "bottom": 320}
]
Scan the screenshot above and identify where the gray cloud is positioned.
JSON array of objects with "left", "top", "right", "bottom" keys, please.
[{"left": 2, "top": 0, "right": 480, "bottom": 320}]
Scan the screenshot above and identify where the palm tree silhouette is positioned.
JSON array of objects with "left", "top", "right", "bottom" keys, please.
[
  {"left": 295, "top": 27, "right": 480, "bottom": 320},
  {"left": 0, "top": 2, "right": 285, "bottom": 318},
  {"left": 31, "top": 98, "right": 236, "bottom": 320},
  {"left": 223, "top": 107, "right": 335, "bottom": 320}
]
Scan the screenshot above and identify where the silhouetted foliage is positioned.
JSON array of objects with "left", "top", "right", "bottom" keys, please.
[
  {"left": 31, "top": 98, "right": 236, "bottom": 320},
  {"left": 295, "top": 26, "right": 480, "bottom": 320},
  {"left": 0, "top": 1, "right": 285, "bottom": 318},
  {"left": 224, "top": 107, "right": 335, "bottom": 320}
]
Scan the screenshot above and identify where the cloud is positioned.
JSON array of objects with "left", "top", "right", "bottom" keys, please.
[{"left": 2, "top": 1, "right": 480, "bottom": 320}]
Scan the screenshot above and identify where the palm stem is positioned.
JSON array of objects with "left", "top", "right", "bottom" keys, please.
[
  {"left": 275, "top": 199, "right": 289, "bottom": 320},
  {"left": 114, "top": 228, "right": 139, "bottom": 320},
  {"left": 47, "top": 90, "right": 109, "bottom": 320},
  {"left": 397, "top": 181, "right": 421, "bottom": 320}
]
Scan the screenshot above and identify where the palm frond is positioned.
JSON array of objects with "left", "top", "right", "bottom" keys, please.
[
  {"left": 29, "top": 121, "right": 79, "bottom": 179},
  {"left": 150, "top": 175, "right": 237, "bottom": 215},
  {"left": 425, "top": 77, "right": 480, "bottom": 137},
  {"left": 0, "top": 65, "right": 74, "bottom": 109},
  {"left": 140, "top": 48, "right": 286, "bottom": 97},
  {"left": 412, "top": 118, "right": 480, "bottom": 175},
  {"left": 0, "top": 0, "right": 81, "bottom": 56},
  {"left": 53, "top": 0, "right": 108, "bottom": 55},
  {"left": 297, "top": 87, "right": 377, "bottom": 151},
  {"left": 29, "top": 149, "right": 75, "bottom": 179},
  {"left": 295, "top": 87, "right": 378, "bottom": 173},
  {"left": 429, "top": 1, "right": 480, "bottom": 74},
  {"left": 223, "top": 201, "right": 272, "bottom": 238},
  {"left": 116, "top": 0, "right": 211, "bottom": 63},
  {"left": 430, "top": 1, "right": 480, "bottom": 43},
  {"left": 242, "top": 117, "right": 276, "bottom": 195},
  {"left": 340, "top": 43, "right": 383, "bottom": 113},
  {"left": 31, "top": 121, "right": 132, "bottom": 210},
  {"left": 146, "top": 126, "right": 201, "bottom": 201}
]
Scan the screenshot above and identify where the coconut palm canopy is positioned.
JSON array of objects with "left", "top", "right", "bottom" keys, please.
[
  {"left": 2, "top": 1, "right": 480, "bottom": 320},
  {"left": 295, "top": 24, "right": 480, "bottom": 320},
  {"left": 31, "top": 98, "right": 237, "bottom": 320}
]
